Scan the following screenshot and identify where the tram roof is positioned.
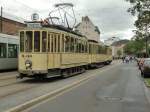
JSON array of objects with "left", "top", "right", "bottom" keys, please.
[
  {"left": 24, "top": 21, "right": 86, "bottom": 38},
  {"left": 43, "top": 24, "right": 84, "bottom": 37}
]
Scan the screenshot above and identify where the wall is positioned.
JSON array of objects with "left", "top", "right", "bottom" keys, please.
[
  {"left": 1, "top": 17, "right": 26, "bottom": 36},
  {"left": 75, "top": 16, "right": 100, "bottom": 42}
]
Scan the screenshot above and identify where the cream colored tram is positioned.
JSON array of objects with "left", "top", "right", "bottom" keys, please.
[
  {"left": 18, "top": 25, "right": 89, "bottom": 78},
  {"left": 88, "top": 40, "right": 112, "bottom": 68}
]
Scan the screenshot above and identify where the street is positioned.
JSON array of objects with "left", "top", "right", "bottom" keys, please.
[
  {"left": 0, "top": 0, "right": 150, "bottom": 112},
  {"left": 23, "top": 61, "right": 150, "bottom": 112}
]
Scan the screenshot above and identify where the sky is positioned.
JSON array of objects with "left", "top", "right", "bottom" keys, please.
[{"left": 0, "top": 0, "right": 136, "bottom": 41}]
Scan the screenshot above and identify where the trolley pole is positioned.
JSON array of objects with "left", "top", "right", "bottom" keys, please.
[{"left": 0, "top": 6, "right": 2, "bottom": 33}]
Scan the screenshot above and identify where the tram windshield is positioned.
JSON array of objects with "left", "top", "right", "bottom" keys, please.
[
  {"left": 34, "top": 31, "right": 40, "bottom": 52},
  {"left": 25, "top": 31, "right": 33, "bottom": 52},
  {"left": 20, "top": 31, "right": 47, "bottom": 52}
]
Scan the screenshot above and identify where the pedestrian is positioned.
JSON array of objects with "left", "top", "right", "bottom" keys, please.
[{"left": 122, "top": 57, "right": 125, "bottom": 63}]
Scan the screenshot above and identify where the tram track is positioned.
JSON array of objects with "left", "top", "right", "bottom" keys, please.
[
  {"left": 0, "top": 75, "right": 16, "bottom": 81},
  {"left": 0, "top": 77, "right": 61, "bottom": 100},
  {"left": 0, "top": 78, "right": 20, "bottom": 87},
  {"left": 0, "top": 84, "right": 38, "bottom": 99},
  {"left": 0, "top": 71, "right": 17, "bottom": 80}
]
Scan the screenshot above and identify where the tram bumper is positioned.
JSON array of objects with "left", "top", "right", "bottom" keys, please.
[{"left": 18, "top": 70, "right": 48, "bottom": 78}]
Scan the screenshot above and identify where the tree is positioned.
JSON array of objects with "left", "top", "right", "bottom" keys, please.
[
  {"left": 124, "top": 39, "right": 145, "bottom": 55},
  {"left": 126, "top": 0, "right": 150, "bottom": 56}
]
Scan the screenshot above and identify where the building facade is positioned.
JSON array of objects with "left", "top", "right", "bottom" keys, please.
[
  {"left": 75, "top": 16, "right": 100, "bottom": 42},
  {"left": 104, "top": 37, "right": 120, "bottom": 46},
  {"left": 0, "top": 12, "right": 26, "bottom": 36},
  {"left": 111, "top": 40, "right": 129, "bottom": 58}
]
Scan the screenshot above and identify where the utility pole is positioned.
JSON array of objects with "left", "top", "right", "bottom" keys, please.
[{"left": 0, "top": 6, "right": 2, "bottom": 33}]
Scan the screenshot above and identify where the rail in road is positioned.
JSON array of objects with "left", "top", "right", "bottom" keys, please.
[{"left": 1, "top": 61, "right": 121, "bottom": 112}]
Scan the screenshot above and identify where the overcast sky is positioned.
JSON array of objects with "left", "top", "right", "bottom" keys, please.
[{"left": 0, "top": 0, "right": 136, "bottom": 41}]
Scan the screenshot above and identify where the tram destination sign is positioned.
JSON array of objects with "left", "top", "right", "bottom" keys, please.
[{"left": 27, "top": 22, "right": 42, "bottom": 28}]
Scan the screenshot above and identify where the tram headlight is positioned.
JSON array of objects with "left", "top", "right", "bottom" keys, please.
[{"left": 25, "top": 60, "right": 32, "bottom": 69}]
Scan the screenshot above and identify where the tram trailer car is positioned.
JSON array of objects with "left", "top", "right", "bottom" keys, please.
[
  {"left": 88, "top": 40, "right": 112, "bottom": 68},
  {"left": 18, "top": 22, "right": 112, "bottom": 79},
  {"left": 0, "top": 33, "right": 19, "bottom": 70}
]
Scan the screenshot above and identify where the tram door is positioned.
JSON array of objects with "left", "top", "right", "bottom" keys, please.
[{"left": 48, "top": 33, "right": 61, "bottom": 69}]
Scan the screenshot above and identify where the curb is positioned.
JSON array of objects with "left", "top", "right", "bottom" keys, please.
[
  {"left": 5, "top": 75, "right": 93, "bottom": 112},
  {"left": 143, "top": 83, "right": 150, "bottom": 105}
]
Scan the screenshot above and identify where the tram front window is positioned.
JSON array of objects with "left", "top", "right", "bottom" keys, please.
[
  {"left": 42, "top": 31, "right": 47, "bottom": 52},
  {"left": 20, "top": 31, "right": 24, "bottom": 52},
  {"left": 25, "top": 31, "right": 33, "bottom": 52},
  {"left": 34, "top": 31, "right": 40, "bottom": 52}
]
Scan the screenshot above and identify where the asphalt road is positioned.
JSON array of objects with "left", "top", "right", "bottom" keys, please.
[{"left": 25, "top": 62, "right": 150, "bottom": 112}]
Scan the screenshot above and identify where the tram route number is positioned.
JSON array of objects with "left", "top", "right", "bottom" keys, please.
[{"left": 22, "top": 54, "right": 32, "bottom": 58}]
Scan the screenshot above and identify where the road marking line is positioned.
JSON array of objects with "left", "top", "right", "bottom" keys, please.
[{"left": 5, "top": 62, "right": 120, "bottom": 112}]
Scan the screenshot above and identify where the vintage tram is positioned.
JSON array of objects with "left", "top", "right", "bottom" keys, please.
[{"left": 18, "top": 22, "right": 112, "bottom": 78}]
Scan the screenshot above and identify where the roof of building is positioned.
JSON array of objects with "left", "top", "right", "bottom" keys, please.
[
  {"left": 111, "top": 39, "right": 129, "bottom": 46},
  {"left": 3, "top": 12, "right": 26, "bottom": 24}
]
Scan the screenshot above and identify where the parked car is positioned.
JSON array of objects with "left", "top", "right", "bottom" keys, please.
[{"left": 140, "top": 58, "right": 150, "bottom": 78}]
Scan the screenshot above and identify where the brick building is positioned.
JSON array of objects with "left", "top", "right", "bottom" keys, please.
[{"left": 0, "top": 12, "right": 26, "bottom": 36}]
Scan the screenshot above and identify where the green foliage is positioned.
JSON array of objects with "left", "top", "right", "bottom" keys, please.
[
  {"left": 126, "top": 0, "right": 150, "bottom": 37},
  {"left": 124, "top": 39, "right": 145, "bottom": 55}
]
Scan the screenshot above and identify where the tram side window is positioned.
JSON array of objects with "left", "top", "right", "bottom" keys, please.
[
  {"left": 79, "top": 41, "right": 82, "bottom": 53},
  {"left": 65, "top": 36, "right": 70, "bottom": 52},
  {"left": 0, "top": 43, "right": 7, "bottom": 58},
  {"left": 98, "top": 46, "right": 102, "bottom": 54},
  {"left": 54, "top": 34, "right": 57, "bottom": 52},
  {"left": 51, "top": 34, "right": 54, "bottom": 52},
  {"left": 42, "top": 31, "right": 47, "bottom": 52},
  {"left": 61, "top": 34, "right": 65, "bottom": 52},
  {"left": 8, "top": 44, "right": 17, "bottom": 58},
  {"left": 70, "top": 37, "right": 74, "bottom": 53},
  {"left": 34, "top": 31, "right": 40, "bottom": 52},
  {"left": 81, "top": 41, "right": 84, "bottom": 53},
  {"left": 48, "top": 34, "right": 51, "bottom": 52},
  {"left": 58, "top": 35, "right": 60, "bottom": 52},
  {"left": 25, "top": 31, "right": 33, "bottom": 52},
  {"left": 76, "top": 40, "right": 79, "bottom": 53},
  {"left": 20, "top": 31, "right": 24, "bottom": 52},
  {"left": 85, "top": 42, "right": 88, "bottom": 53},
  {"left": 74, "top": 38, "right": 77, "bottom": 53}
]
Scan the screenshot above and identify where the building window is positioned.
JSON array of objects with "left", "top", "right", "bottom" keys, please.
[{"left": 0, "top": 43, "right": 7, "bottom": 58}]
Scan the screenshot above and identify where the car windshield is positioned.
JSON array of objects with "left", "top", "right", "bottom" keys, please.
[{"left": 144, "top": 60, "right": 150, "bottom": 66}]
